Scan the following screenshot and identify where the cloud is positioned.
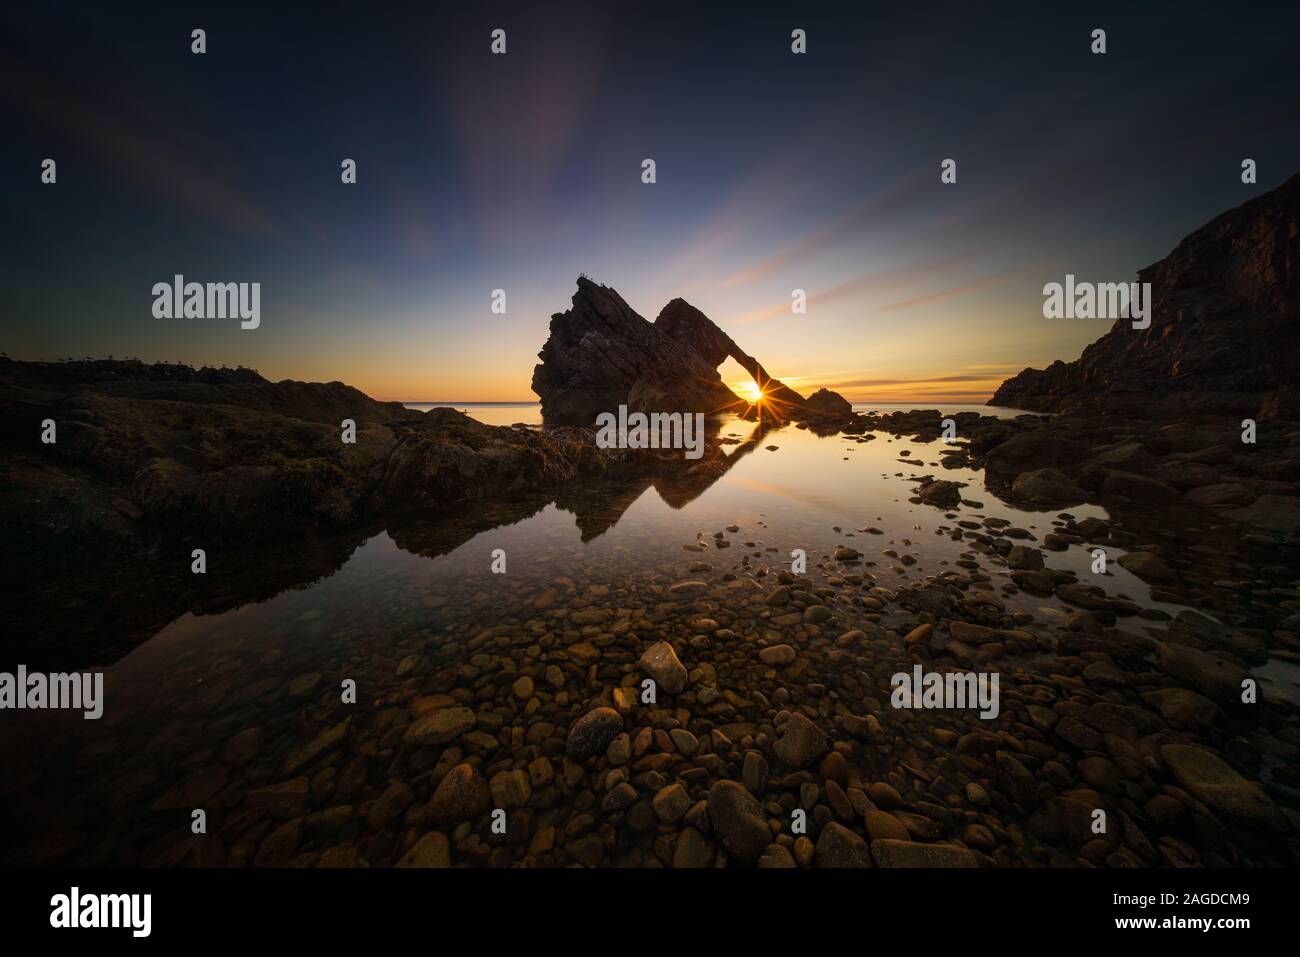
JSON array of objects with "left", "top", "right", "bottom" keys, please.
[{"left": 2, "top": 54, "right": 275, "bottom": 237}]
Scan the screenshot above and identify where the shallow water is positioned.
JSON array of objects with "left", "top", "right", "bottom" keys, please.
[
  {"left": 3, "top": 410, "right": 1296, "bottom": 866},
  {"left": 403, "top": 402, "right": 1035, "bottom": 427},
  {"left": 58, "top": 412, "right": 1294, "bottom": 702}
]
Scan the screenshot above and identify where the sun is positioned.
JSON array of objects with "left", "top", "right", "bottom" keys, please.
[{"left": 738, "top": 380, "right": 765, "bottom": 404}]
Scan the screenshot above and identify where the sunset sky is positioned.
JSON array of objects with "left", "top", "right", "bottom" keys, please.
[{"left": 4, "top": 2, "right": 1298, "bottom": 403}]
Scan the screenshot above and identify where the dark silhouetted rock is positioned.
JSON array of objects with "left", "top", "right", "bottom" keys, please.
[
  {"left": 991, "top": 173, "right": 1300, "bottom": 419},
  {"left": 531, "top": 277, "right": 854, "bottom": 424}
]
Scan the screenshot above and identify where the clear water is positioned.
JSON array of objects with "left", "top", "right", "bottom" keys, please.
[
  {"left": 3, "top": 408, "right": 1294, "bottom": 866},
  {"left": 401, "top": 402, "right": 1036, "bottom": 427}
]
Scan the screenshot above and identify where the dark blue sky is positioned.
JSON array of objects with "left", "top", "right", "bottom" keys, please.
[{"left": 3, "top": 0, "right": 1298, "bottom": 400}]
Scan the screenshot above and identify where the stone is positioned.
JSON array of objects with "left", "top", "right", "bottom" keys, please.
[
  {"left": 282, "top": 719, "right": 350, "bottom": 775},
  {"left": 1161, "top": 744, "right": 1288, "bottom": 834},
  {"left": 672, "top": 827, "right": 715, "bottom": 868},
  {"left": 396, "top": 832, "right": 451, "bottom": 867},
  {"left": 870, "top": 839, "right": 979, "bottom": 867},
  {"left": 707, "top": 780, "right": 769, "bottom": 865},
  {"left": 489, "top": 769, "right": 532, "bottom": 809},
  {"left": 403, "top": 708, "right": 476, "bottom": 748},
  {"left": 1223, "top": 495, "right": 1300, "bottom": 533},
  {"left": 742, "top": 750, "right": 769, "bottom": 796},
  {"left": 916, "top": 480, "right": 963, "bottom": 507},
  {"left": 765, "top": 586, "right": 791, "bottom": 606},
  {"left": 565, "top": 707, "right": 624, "bottom": 759},
  {"left": 984, "top": 435, "right": 1088, "bottom": 478},
  {"left": 773, "top": 712, "right": 828, "bottom": 770},
  {"left": 1156, "top": 642, "right": 1248, "bottom": 703},
  {"left": 815, "top": 822, "right": 873, "bottom": 867},
  {"left": 1011, "top": 467, "right": 1086, "bottom": 506},
  {"left": 1141, "top": 688, "right": 1220, "bottom": 729},
  {"left": 1005, "top": 545, "right": 1044, "bottom": 570},
  {"left": 669, "top": 728, "right": 699, "bottom": 755},
  {"left": 759, "top": 644, "right": 797, "bottom": 666},
  {"left": 758, "top": 843, "right": 798, "bottom": 868},
  {"left": 254, "top": 819, "right": 303, "bottom": 867},
  {"left": 639, "top": 640, "right": 688, "bottom": 694},
  {"left": 428, "top": 763, "right": 491, "bottom": 824},
  {"left": 367, "top": 782, "right": 415, "bottom": 829},
  {"left": 865, "top": 810, "right": 910, "bottom": 842},
  {"left": 1117, "top": 551, "right": 1177, "bottom": 582},
  {"left": 653, "top": 783, "right": 693, "bottom": 823}
]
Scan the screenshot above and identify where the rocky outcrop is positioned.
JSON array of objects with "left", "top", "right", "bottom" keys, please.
[
  {"left": 532, "top": 277, "right": 851, "bottom": 423},
  {"left": 991, "top": 172, "right": 1300, "bottom": 418},
  {"left": 0, "top": 358, "right": 663, "bottom": 570},
  {"left": 654, "top": 297, "right": 811, "bottom": 410},
  {"left": 4, "top": 354, "right": 826, "bottom": 619},
  {"left": 530, "top": 279, "right": 744, "bottom": 423}
]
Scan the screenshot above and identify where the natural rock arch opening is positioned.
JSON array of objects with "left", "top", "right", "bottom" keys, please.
[{"left": 717, "top": 356, "right": 763, "bottom": 404}]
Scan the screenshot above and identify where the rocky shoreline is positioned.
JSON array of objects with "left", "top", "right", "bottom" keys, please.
[
  {"left": 4, "top": 391, "right": 1299, "bottom": 866},
  {"left": 3, "top": 407, "right": 1298, "bottom": 868}
]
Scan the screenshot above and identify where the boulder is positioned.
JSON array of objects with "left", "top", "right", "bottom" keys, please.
[
  {"left": 707, "top": 781, "right": 769, "bottom": 865},
  {"left": 989, "top": 172, "right": 1300, "bottom": 418},
  {"left": 1117, "top": 550, "right": 1177, "bottom": 582},
  {"left": 1161, "top": 744, "right": 1289, "bottom": 834},
  {"left": 1010, "top": 467, "right": 1086, "bottom": 506}
]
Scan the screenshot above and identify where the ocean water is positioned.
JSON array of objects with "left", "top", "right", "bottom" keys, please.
[{"left": 402, "top": 401, "right": 1035, "bottom": 427}]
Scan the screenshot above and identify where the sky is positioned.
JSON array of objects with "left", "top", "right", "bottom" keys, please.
[{"left": 3, "top": 1, "right": 1298, "bottom": 403}]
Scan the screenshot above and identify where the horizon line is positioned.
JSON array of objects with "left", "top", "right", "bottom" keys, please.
[{"left": 389, "top": 396, "right": 997, "bottom": 405}]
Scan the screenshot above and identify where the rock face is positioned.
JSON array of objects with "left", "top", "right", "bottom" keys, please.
[
  {"left": 531, "top": 277, "right": 849, "bottom": 423},
  {"left": 0, "top": 358, "right": 633, "bottom": 551},
  {"left": 0, "top": 356, "right": 679, "bottom": 602},
  {"left": 991, "top": 172, "right": 1300, "bottom": 419},
  {"left": 654, "top": 296, "right": 812, "bottom": 410},
  {"left": 531, "top": 279, "right": 742, "bottom": 422}
]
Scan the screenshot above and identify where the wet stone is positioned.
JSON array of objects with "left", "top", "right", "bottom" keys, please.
[
  {"left": 565, "top": 707, "right": 624, "bottom": 759},
  {"left": 639, "top": 640, "right": 688, "bottom": 694},
  {"left": 707, "top": 780, "right": 769, "bottom": 866},
  {"left": 428, "top": 764, "right": 491, "bottom": 825},
  {"left": 403, "top": 708, "right": 476, "bottom": 748},
  {"left": 815, "top": 822, "right": 873, "bottom": 867},
  {"left": 774, "top": 712, "right": 828, "bottom": 770}
]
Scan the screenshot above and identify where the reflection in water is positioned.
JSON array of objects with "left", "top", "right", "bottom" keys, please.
[{"left": 2, "top": 412, "right": 1297, "bottom": 867}]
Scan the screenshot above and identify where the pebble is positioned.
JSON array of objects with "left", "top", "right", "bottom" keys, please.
[
  {"left": 758, "top": 644, "right": 797, "bottom": 666},
  {"left": 707, "top": 781, "right": 769, "bottom": 865},
  {"left": 639, "top": 640, "right": 688, "bottom": 694},
  {"left": 565, "top": 707, "right": 624, "bottom": 759},
  {"left": 774, "top": 712, "right": 828, "bottom": 770}
]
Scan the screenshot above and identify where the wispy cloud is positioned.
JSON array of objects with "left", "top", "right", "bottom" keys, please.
[{"left": 1, "top": 54, "right": 275, "bottom": 237}]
